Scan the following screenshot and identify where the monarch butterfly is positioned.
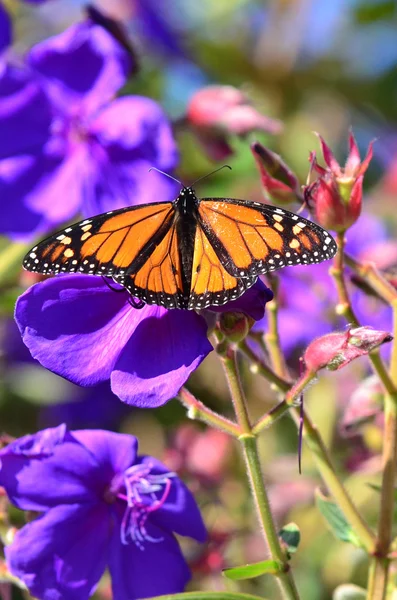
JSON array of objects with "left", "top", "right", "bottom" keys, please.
[{"left": 23, "top": 172, "right": 337, "bottom": 310}]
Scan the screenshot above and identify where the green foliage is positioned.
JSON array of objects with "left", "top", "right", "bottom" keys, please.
[{"left": 315, "top": 490, "right": 363, "bottom": 547}]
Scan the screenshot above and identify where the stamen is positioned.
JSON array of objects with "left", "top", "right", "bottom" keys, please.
[{"left": 119, "top": 462, "right": 176, "bottom": 549}]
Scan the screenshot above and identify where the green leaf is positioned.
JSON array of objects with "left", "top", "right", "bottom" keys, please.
[
  {"left": 223, "top": 559, "right": 283, "bottom": 580},
  {"left": 315, "top": 489, "right": 362, "bottom": 547},
  {"left": 146, "top": 593, "right": 267, "bottom": 600},
  {"left": 332, "top": 583, "right": 367, "bottom": 599},
  {"left": 279, "top": 522, "right": 300, "bottom": 555}
]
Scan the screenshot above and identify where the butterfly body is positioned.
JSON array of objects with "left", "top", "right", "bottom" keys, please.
[{"left": 23, "top": 187, "right": 337, "bottom": 310}]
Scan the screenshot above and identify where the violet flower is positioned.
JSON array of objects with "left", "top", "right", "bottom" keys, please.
[
  {"left": 15, "top": 275, "right": 272, "bottom": 406},
  {"left": 0, "top": 17, "right": 178, "bottom": 240},
  {"left": 0, "top": 425, "right": 206, "bottom": 599}
]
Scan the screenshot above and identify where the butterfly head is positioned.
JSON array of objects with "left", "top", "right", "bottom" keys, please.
[{"left": 177, "top": 186, "right": 199, "bottom": 215}]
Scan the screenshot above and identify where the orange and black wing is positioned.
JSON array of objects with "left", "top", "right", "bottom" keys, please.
[
  {"left": 187, "top": 224, "right": 257, "bottom": 310},
  {"left": 23, "top": 202, "right": 175, "bottom": 278},
  {"left": 114, "top": 222, "right": 186, "bottom": 309},
  {"left": 197, "top": 198, "right": 337, "bottom": 279}
]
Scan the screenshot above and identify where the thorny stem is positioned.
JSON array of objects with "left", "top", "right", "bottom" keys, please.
[
  {"left": 178, "top": 387, "right": 240, "bottom": 437},
  {"left": 220, "top": 345, "right": 300, "bottom": 600},
  {"left": 330, "top": 233, "right": 397, "bottom": 599}
]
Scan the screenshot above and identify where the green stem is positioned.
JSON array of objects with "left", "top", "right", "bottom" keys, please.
[
  {"left": 221, "top": 348, "right": 251, "bottom": 434},
  {"left": 178, "top": 387, "right": 241, "bottom": 437},
  {"left": 240, "top": 338, "right": 291, "bottom": 391},
  {"left": 344, "top": 251, "right": 397, "bottom": 305},
  {"left": 244, "top": 347, "right": 376, "bottom": 553},
  {"left": 367, "top": 299, "right": 397, "bottom": 600},
  {"left": 220, "top": 346, "right": 300, "bottom": 599},
  {"left": 265, "top": 274, "right": 290, "bottom": 380},
  {"left": 330, "top": 233, "right": 397, "bottom": 598},
  {"left": 330, "top": 233, "right": 397, "bottom": 397},
  {"left": 240, "top": 434, "right": 300, "bottom": 599}
]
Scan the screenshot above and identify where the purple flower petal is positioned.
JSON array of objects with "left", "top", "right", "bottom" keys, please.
[
  {"left": 211, "top": 279, "right": 273, "bottom": 320},
  {"left": 0, "top": 64, "right": 52, "bottom": 159},
  {"left": 0, "top": 427, "right": 104, "bottom": 510},
  {"left": 109, "top": 516, "right": 191, "bottom": 599},
  {"left": 0, "top": 146, "right": 87, "bottom": 240},
  {"left": 27, "top": 20, "right": 133, "bottom": 116},
  {"left": 71, "top": 430, "right": 138, "bottom": 478},
  {"left": 15, "top": 276, "right": 136, "bottom": 386},
  {"left": 137, "top": 456, "right": 207, "bottom": 542},
  {"left": 111, "top": 305, "right": 212, "bottom": 407},
  {"left": 6, "top": 503, "right": 110, "bottom": 600},
  {"left": 84, "top": 96, "right": 179, "bottom": 214},
  {"left": 0, "top": 3, "right": 11, "bottom": 53}
]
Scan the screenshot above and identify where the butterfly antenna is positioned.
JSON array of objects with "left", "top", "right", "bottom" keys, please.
[
  {"left": 148, "top": 167, "right": 181, "bottom": 185},
  {"left": 191, "top": 164, "right": 232, "bottom": 187}
]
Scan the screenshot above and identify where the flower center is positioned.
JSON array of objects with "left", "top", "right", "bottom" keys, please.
[{"left": 109, "top": 462, "right": 175, "bottom": 550}]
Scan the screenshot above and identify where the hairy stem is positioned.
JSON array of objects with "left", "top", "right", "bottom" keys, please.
[
  {"left": 221, "top": 346, "right": 300, "bottom": 599},
  {"left": 178, "top": 387, "right": 241, "bottom": 437}
]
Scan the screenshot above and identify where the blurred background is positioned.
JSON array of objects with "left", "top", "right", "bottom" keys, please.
[{"left": 1, "top": 0, "right": 397, "bottom": 598}]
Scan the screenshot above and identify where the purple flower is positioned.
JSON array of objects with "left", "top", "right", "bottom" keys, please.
[
  {"left": 15, "top": 275, "right": 272, "bottom": 406},
  {"left": 0, "top": 3, "right": 11, "bottom": 53},
  {"left": 0, "top": 425, "right": 206, "bottom": 599},
  {"left": 0, "top": 18, "right": 178, "bottom": 240}
]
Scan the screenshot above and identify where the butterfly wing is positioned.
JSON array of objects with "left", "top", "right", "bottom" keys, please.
[
  {"left": 23, "top": 202, "right": 175, "bottom": 278},
  {"left": 197, "top": 198, "right": 337, "bottom": 278},
  {"left": 187, "top": 224, "right": 257, "bottom": 310},
  {"left": 114, "top": 222, "right": 186, "bottom": 309}
]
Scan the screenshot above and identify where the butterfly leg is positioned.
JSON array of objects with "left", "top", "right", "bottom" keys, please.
[
  {"left": 102, "top": 276, "right": 125, "bottom": 293},
  {"left": 127, "top": 296, "right": 145, "bottom": 309}
]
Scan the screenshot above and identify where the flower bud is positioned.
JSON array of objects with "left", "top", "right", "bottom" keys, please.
[
  {"left": 219, "top": 311, "right": 253, "bottom": 343},
  {"left": 341, "top": 375, "right": 383, "bottom": 436},
  {"left": 251, "top": 141, "right": 302, "bottom": 204},
  {"left": 304, "top": 131, "right": 374, "bottom": 232},
  {"left": 186, "top": 85, "right": 282, "bottom": 161},
  {"left": 303, "top": 327, "right": 392, "bottom": 374}
]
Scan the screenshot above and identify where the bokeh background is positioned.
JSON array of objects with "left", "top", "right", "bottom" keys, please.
[{"left": 1, "top": 1, "right": 397, "bottom": 598}]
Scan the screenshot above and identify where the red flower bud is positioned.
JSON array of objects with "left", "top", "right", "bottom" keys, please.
[
  {"left": 186, "top": 85, "right": 282, "bottom": 161},
  {"left": 304, "top": 131, "right": 374, "bottom": 232},
  {"left": 251, "top": 142, "right": 303, "bottom": 205},
  {"left": 303, "top": 327, "right": 392, "bottom": 373}
]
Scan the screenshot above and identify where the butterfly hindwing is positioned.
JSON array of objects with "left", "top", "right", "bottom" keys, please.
[
  {"left": 188, "top": 224, "right": 257, "bottom": 310},
  {"left": 198, "top": 198, "right": 337, "bottom": 278},
  {"left": 114, "top": 221, "right": 186, "bottom": 309},
  {"left": 23, "top": 202, "right": 174, "bottom": 278}
]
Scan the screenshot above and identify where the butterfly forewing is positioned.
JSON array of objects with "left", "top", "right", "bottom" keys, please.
[
  {"left": 198, "top": 198, "right": 337, "bottom": 278},
  {"left": 23, "top": 202, "right": 175, "bottom": 278}
]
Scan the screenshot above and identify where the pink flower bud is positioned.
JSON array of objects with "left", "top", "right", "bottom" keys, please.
[
  {"left": 186, "top": 85, "right": 282, "bottom": 161},
  {"left": 304, "top": 131, "right": 374, "bottom": 232},
  {"left": 341, "top": 375, "right": 383, "bottom": 436},
  {"left": 251, "top": 142, "right": 303, "bottom": 204},
  {"left": 303, "top": 327, "right": 392, "bottom": 373}
]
